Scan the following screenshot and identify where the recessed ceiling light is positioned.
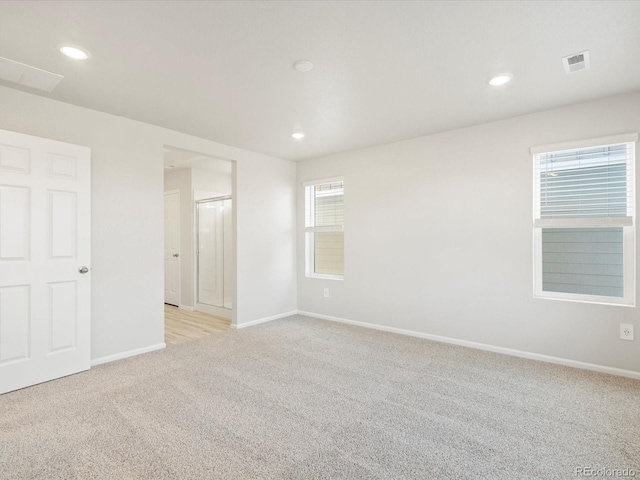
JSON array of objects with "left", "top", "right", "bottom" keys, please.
[
  {"left": 58, "top": 44, "right": 91, "bottom": 60},
  {"left": 488, "top": 73, "right": 513, "bottom": 86},
  {"left": 293, "top": 60, "right": 313, "bottom": 72},
  {"left": 165, "top": 164, "right": 177, "bottom": 169},
  {"left": 291, "top": 132, "right": 305, "bottom": 140}
]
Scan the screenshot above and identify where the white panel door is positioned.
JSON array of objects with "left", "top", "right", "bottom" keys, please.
[
  {"left": 0, "top": 129, "right": 91, "bottom": 395},
  {"left": 164, "top": 191, "right": 180, "bottom": 306}
]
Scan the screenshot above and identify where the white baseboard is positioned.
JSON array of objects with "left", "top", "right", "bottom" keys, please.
[
  {"left": 91, "top": 343, "right": 166, "bottom": 367},
  {"left": 297, "top": 310, "right": 640, "bottom": 381},
  {"left": 233, "top": 310, "right": 298, "bottom": 329},
  {"left": 195, "top": 302, "right": 231, "bottom": 319},
  {"left": 179, "top": 305, "right": 194, "bottom": 312}
]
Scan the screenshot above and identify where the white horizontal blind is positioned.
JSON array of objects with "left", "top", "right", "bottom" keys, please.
[
  {"left": 305, "top": 180, "right": 344, "bottom": 276},
  {"left": 305, "top": 181, "right": 344, "bottom": 229},
  {"left": 533, "top": 141, "right": 635, "bottom": 302},
  {"left": 534, "top": 143, "right": 634, "bottom": 226}
]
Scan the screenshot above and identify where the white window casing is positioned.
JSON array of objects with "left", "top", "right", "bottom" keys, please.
[
  {"left": 532, "top": 134, "right": 637, "bottom": 306},
  {"left": 304, "top": 177, "right": 344, "bottom": 280}
]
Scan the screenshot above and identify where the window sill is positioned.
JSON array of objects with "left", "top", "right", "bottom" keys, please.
[{"left": 533, "top": 293, "right": 634, "bottom": 308}]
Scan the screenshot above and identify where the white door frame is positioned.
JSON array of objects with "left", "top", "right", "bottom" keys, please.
[{"left": 163, "top": 189, "right": 181, "bottom": 307}]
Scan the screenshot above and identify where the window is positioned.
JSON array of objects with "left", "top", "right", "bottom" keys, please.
[
  {"left": 533, "top": 135, "right": 636, "bottom": 306},
  {"left": 304, "top": 177, "right": 344, "bottom": 279}
]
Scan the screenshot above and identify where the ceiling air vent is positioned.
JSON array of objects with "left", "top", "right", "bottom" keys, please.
[
  {"left": 562, "top": 51, "right": 590, "bottom": 74},
  {"left": 0, "top": 57, "right": 63, "bottom": 92}
]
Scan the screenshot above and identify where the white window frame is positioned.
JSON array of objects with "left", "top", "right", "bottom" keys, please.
[
  {"left": 531, "top": 133, "right": 638, "bottom": 307},
  {"left": 304, "top": 176, "right": 344, "bottom": 280}
]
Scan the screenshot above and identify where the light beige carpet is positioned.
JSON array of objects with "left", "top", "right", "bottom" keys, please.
[{"left": 1, "top": 315, "right": 639, "bottom": 479}]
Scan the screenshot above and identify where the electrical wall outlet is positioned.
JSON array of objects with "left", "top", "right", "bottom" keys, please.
[
  {"left": 620, "top": 323, "right": 634, "bottom": 341},
  {"left": 323, "top": 288, "right": 329, "bottom": 298}
]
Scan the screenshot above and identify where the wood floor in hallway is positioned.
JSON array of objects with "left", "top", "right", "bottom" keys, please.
[{"left": 164, "top": 304, "right": 231, "bottom": 345}]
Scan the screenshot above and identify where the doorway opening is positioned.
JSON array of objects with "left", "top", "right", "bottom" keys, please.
[{"left": 163, "top": 146, "right": 234, "bottom": 344}]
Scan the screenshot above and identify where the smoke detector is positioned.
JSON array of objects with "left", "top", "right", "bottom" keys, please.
[
  {"left": 562, "top": 51, "right": 590, "bottom": 74},
  {"left": 293, "top": 60, "right": 313, "bottom": 72}
]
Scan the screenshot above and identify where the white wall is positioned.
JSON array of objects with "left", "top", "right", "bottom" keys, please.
[
  {"left": 297, "top": 91, "right": 640, "bottom": 375},
  {"left": 0, "top": 85, "right": 297, "bottom": 361},
  {"left": 237, "top": 156, "right": 298, "bottom": 323},
  {"left": 191, "top": 167, "right": 232, "bottom": 197}
]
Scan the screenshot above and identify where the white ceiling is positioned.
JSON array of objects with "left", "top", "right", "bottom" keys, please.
[
  {"left": 1, "top": 1, "right": 639, "bottom": 161},
  {"left": 164, "top": 147, "right": 232, "bottom": 174}
]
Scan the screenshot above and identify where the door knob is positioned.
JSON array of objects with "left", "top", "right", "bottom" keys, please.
[
  {"left": 79, "top": 266, "right": 89, "bottom": 274},
  {"left": 173, "top": 253, "right": 179, "bottom": 258}
]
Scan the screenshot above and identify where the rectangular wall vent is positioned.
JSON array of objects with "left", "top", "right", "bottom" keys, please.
[
  {"left": 562, "top": 50, "right": 590, "bottom": 74},
  {"left": 0, "top": 57, "right": 63, "bottom": 92}
]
